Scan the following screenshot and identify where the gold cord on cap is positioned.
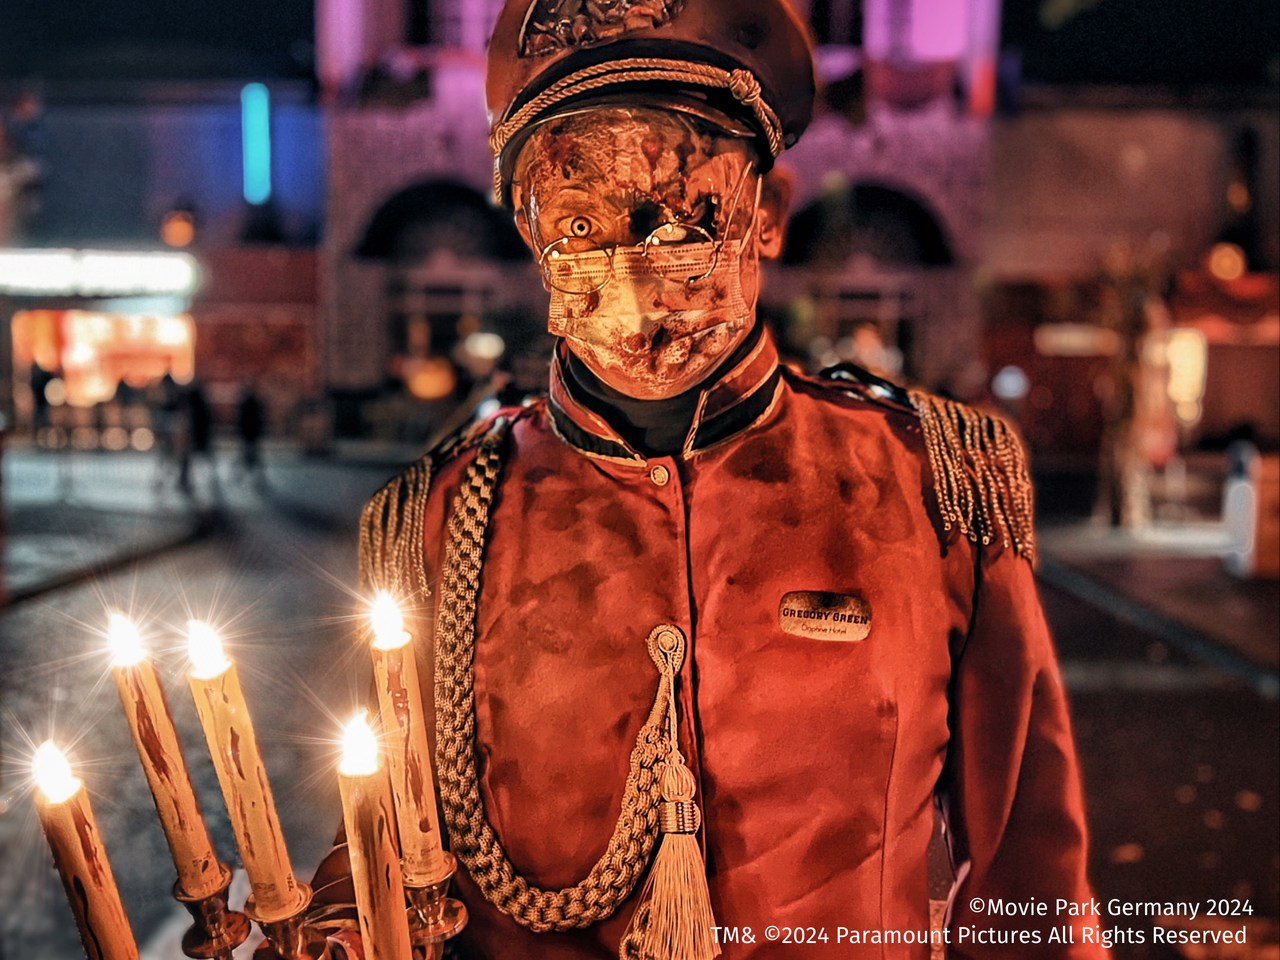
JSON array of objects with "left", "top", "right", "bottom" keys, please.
[{"left": 489, "top": 57, "right": 784, "bottom": 202}]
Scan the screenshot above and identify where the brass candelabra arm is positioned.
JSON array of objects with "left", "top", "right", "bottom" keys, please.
[
  {"left": 405, "top": 851, "right": 468, "bottom": 953},
  {"left": 174, "top": 866, "right": 251, "bottom": 960},
  {"left": 245, "top": 882, "right": 332, "bottom": 960}
]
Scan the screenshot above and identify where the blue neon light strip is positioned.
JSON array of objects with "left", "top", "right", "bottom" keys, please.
[{"left": 241, "top": 83, "right": 272, "bottom": 205}]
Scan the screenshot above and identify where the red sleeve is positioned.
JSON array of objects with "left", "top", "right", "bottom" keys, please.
[{"left": 942, "top": 546, "right": 1109, "bottom": 959}]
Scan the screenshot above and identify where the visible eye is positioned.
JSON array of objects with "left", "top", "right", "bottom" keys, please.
[{"left": 550, "top": 215, "right": 598, "bottom": 246}]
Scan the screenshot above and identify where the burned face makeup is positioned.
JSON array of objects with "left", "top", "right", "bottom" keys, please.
[{"left": 512, "top": 107, "right": 764, "bottom": 400}]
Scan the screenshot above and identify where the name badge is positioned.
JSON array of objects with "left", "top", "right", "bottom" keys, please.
[{"left": 779, "top": 591, "right": 872, "bottom": 642}]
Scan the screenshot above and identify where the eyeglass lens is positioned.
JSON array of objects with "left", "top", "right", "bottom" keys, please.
[{"left": 537, "top": 162, "right": 756, "bottom": 294}]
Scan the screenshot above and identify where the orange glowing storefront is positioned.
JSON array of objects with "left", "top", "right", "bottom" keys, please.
[
  {"left": 3, "top": 247, "right": 319, "bottom": 448},
  {"left": 1, "top": 250, "right": 200, "bottom": 449},
  {"left": 12, "top": 308, "right": 196, "bottom": 449}
]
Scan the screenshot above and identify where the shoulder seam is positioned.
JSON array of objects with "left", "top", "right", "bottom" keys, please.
[
  {"left": 422, "top": 397, "right": 544, "bottom": 471},
  {"left": 787, "top": 364, "right": 916, "bottom": 416}
]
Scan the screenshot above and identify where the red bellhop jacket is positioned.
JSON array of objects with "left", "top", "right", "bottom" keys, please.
[{"left": 312, "top": 329, "right": 1105, "bottom": 960}]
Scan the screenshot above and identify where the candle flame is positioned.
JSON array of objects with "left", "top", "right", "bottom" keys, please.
[
  {"left": 33, "top": 741, "right": 81, "bottom": 804},
  {"left": 107, "top": 612, "right": 146, "bottom": 666},
  {"left": 370, "top": 592, "right": 409, "bottom": 650},
  {"left": 340, "top": 711, "right": 380, "bottom": 777},
  {"left": 187, "top": 621, "right": 231, "bottom": 680}
]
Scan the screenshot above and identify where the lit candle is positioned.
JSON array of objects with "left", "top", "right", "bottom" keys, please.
[
  {"left": 368, "top": 592, "right": 447, "bottom": 885},
  {"left": 186, "top": 621, "right": 306, "bottom": 922},
  {"left": 338, "top": 712, "right": 413, "bottom": 960},
  {"left": 107, "top": 614, "right": 226, "bottom": 900},
  {"left": 32, "top": 741, "right": 140, "bottom": 960}
]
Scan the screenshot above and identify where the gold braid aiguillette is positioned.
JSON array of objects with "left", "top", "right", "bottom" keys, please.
[
  {"left": 358, "top": 417, "right": 719, "bottom": 958},
  {"left": 429, "top": 420, "right": 700, "bottom": 951}
]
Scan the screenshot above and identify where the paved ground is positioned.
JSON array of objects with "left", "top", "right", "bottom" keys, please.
[
  {"left": 3, "top": 449, "right": 203, "bottom": 602},
  {"left": 0, "top": 447, "right": 1276, "bottom": 959},
  {"left": 0, "top": 447, "right": 399, "bottom": 960},
  {"left": 1035, "top": 514, "right": 1279, "bottom": 959},
  {"left": 1040, "top": 522, "right": 1280, "bottom": 674},
  {"left": 1042, "top": 577, "right": 1279, "bottom": 958}
]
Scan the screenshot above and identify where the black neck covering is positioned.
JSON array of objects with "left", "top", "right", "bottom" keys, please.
[{"left": 564, "top": 322, "right": 763, "bottom": 457}]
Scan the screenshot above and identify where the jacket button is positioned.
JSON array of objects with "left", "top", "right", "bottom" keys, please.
[{"left": 649, "top": 464, "right": 670, "bottom": 486}]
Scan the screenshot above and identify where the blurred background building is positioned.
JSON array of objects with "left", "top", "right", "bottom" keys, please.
[{"left": 2, "top": 0, "right": 1275, "bottom": 458}]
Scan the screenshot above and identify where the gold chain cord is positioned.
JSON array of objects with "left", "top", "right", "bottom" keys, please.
[
  {"left": 909, "top": 391, "right": 1037, "bottom": 565},
  {"left": 428, "top": 422, "right": 677, "bottom": 936},
  {"left": 489, "top": 57, "right": 785, "bottom": 202}
]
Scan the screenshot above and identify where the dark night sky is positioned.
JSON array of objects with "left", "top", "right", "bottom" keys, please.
[
  {"left": 1002, "top": 0, "right": 1280, "bottom": 86},
  {"left": 0, "top": 0, "right": 315, "bottom": 79},
  {"left": 1, "top": 0, "right": 1276, "bottom": 85}
]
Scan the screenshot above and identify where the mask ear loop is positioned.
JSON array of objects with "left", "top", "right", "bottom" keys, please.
[
  {"left": 720, "top": 161, "right": 759, "bottom": 242},
  {"left": 525, "top": 195, "right": 559, "bottom": 293}
]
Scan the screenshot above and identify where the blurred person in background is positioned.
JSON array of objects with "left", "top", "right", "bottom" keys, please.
[
  {"left": 236, "top": 382, "right": 266, "bottom": 487},
  {"left": 0, "top": 113, "right": 41, "bottom": 245},
  {"left": 150, "top": 372, "right": 192, "bottom": 497},
  {"left": 184, "top": 380, "right": 220, "bottom": 503}
]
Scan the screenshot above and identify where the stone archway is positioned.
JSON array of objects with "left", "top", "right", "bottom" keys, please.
[
  {"left": 782, "top": 181, "right": 955, "bottom": 268},
  {"left": 346, "top": 179, "right": 543, "bottom": 441},
  {"left": 355, "top": 179, "right": 529, "bottom": 264},
  {"left": 767, "top": 181, "right": 972, "bottom": 387}
]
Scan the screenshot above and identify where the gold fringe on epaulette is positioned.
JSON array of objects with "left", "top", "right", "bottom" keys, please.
[
  {"left": 357, "top": 455, "right": 434, "bottom": 604},
  {"left": 910, "top": 391, "right": 1037, "bottom": 564}
]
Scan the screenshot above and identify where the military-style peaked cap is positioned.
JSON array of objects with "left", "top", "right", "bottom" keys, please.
[{"left": 485, "top": 0, "right": 816, "bottom": 205}]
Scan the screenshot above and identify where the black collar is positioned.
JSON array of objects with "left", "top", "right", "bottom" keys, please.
[{"left": 547, "top": 324, "right": 783, "bottom": 463}]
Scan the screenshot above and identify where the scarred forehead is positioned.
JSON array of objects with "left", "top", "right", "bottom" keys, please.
[{"left": 512, "top": 106, "right": 754, "bottom": 213}]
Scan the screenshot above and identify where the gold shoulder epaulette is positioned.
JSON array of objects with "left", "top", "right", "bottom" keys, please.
[
  {"left": 358, "top": 454, "right": 434, "bottom": 602},
  {"left": 909, "top": 390, "right": 1037, "bottom": 564},
  {"left": 356, "top": 409, "right": 525, "bottom": 602}
]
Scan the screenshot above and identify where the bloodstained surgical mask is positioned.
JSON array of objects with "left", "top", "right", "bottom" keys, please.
[{"left": 527, "top": 159, "right": 763, "bottom": 401}]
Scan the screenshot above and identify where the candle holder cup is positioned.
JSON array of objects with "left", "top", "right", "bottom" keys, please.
[
  {"left": 405, "top": 851, "right": 468, "bottom": 948},
  {"left": 175, "top": 866, "right": 251, "bottom": 960},
  {"left": 245, "top": 883, "right": 332, "bottom": 960}
]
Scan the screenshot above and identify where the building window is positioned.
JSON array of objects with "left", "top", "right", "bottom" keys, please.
[
  {"left": 809, "top": 0, "right": 863, "bottom": 46},
  {"left": 408, "top": 0, "right": 432, "bottom": 45}
]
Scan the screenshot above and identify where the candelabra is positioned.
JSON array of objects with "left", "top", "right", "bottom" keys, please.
[
  {"left": 245, "top": 883, "right": 332, "bottom": 960},
  {"left": 35, "top": 602, "right": 470, "bottom": 960},
  {"left": 406, "top": 852, "right": 469, "bottom": 949},
  {"left": 173, "top": 867, "right": 251, "bottom": 960}
]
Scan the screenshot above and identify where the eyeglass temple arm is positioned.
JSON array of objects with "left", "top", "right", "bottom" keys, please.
[{"left": 718, "top": 161, "right": 759, "bottom": 242}]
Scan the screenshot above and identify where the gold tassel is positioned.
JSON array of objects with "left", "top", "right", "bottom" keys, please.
[
  {"left": 624, "top": 627, "right": 720, "bottom": 960},
  {"left": 629, "top": 757, "right": 720, "bottom": 960}
]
